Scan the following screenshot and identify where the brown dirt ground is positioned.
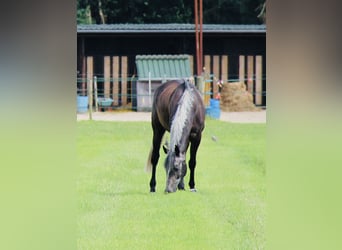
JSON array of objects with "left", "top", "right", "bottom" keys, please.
[{"left": 77, "top": 110, "right": 266, "bottom": 123}]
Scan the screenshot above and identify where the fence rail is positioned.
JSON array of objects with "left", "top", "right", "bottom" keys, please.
[
  {"left": 77, "top": 54, "right": 266, "bottom": 116},
  {"left": 77, "top": 75, "right": 266, "bottom": 115}
]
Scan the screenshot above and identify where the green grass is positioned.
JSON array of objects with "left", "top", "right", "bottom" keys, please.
[{"left": 77, "top": 119, "right": 265, "bottom": 249}]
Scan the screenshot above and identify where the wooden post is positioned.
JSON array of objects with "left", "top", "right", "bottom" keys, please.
[
  {"left": 81, "top": 37, "right": 86, "bottom": 96},
  {"left": 203, "top": 55, "right": 211, "bottom": 106},
  {"left": 189, "top": 55, "right": 194, "bottom": 76},
  {"left": 86, "top": 56, "right": 93, "bottom": 120},
  {"left": 112, "top": 56, "right": 119, "bottom": 106},
  {"left": 148, "top": 71, "right": 152, "bottom": 106},
  {"left": 239, "top": 55, "right": 245, "bottom": 83},
  {"left": 88, "top": 76, "right": 93, "bottom": 120},
  {"left": 196, "top": 76, "right": 204, "bottom": 101},
  {"left": 94, "top": 76, "right": 98, "bottom": 112},
  {"left": 213, "top": 55, "right": 220, "bottom": 97},
  {"left": 104, "top": 56, "right": 110, "bottom": 98},
  {"left": 255, "top": 56, "right": 263, "bottom": 105},
  {"left": 121, "top": 56, "right": 128, "bottom": 106},
  {"left": 221, "top": 55, "right": 228, "bottom": 84},
  {"left": 204, "top": 55, "right": 211, "bottom": 76},
  {"left": 86, "top": 56, "right": 93, "bottom": 86},
  {"left": 247, "top": 55, "right": 254, "bottom": 95}
]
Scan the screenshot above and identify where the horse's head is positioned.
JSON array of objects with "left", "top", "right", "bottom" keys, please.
[{"left": 164, "top": 144, "right": 187, "bottom": 193}]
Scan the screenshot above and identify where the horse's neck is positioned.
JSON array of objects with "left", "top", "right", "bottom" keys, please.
[
  {"left": 170, "top": 116, "right": 193, "bottom": 153},
  {"left": 179, "top": 127, "right": 192, "bottom": 153},
  {"left": 169, "top": 86, "right": 195, "bottom": 152}
]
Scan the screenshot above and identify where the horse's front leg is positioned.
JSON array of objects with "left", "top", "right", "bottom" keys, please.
[
  {"left": 189, "top": 135, "right": 201, "bottom": 192},
  {"left": 178, "top": 148, "right": 188, "bottom": 191},
  {"left": 149, "top": 128, "right": 165, "bottom": 192},
  {"left": 177, "top": 177, "right": 185, "bottom": 190}
]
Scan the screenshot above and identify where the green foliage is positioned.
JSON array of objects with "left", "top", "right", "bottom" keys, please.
[
  {"left": 77, "top": 7, "right": 92, "bottom": 24},
  {"left": 77, "top": 120, "right": 265, "bottom": 249},
  {"left": 203, "top": 0, "right": 264, "bottom": 24},
  {"left": 77, "top": 0, "right": 265, "bottom": 24}
]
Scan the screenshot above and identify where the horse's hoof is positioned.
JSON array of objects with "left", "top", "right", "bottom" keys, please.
[{"left": 190, "top": 188, "right": 197, "bottom": 192}]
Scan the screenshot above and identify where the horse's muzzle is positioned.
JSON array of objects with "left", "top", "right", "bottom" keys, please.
[{"left": 165, "top": 178, "right": 179, "bottom": 193}]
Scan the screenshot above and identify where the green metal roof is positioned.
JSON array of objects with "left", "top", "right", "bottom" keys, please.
[{"left": 136, "top": 55, "right": 191, "bottom": 81}]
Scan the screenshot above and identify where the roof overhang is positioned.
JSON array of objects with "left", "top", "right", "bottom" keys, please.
[{"left": 77, "top": 24, "right": 266, "bottom": 34}]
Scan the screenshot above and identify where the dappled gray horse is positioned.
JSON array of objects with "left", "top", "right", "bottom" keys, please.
[{"left": 145, "top": 79, "right": 205, "bottom": 193}]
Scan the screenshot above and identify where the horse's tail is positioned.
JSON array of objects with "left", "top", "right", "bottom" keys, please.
[{"left": 145, "top": 146, "right": 153, "bottom": 172}]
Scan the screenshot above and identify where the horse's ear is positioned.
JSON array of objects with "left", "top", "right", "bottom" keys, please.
[
  {"left": 175, "top": 145, "right": 180, "bottom": 157},
  {"left": 162, "top": 145, "right": 169, "bottom": 154}
]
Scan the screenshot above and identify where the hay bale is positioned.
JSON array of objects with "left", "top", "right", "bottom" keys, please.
[{"left": 220, "top": 82, "right": 260, "bottom": 112}]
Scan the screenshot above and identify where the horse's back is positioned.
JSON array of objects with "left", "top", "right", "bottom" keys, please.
[
  {"left": 153, "top": 80, "right": 180, "bottom": 111},
  {"left": 152, "top": 80, "right": 182, "bottom": 130},
  {"left": 152, "top": 80, "right": 205, "bottom": 132}
]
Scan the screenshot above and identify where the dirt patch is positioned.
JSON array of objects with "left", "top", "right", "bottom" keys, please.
[
  {"left": 77, "top": 111, "right": 151, "bottom": 122},
  {"left": 77, "top": 110, "right": 266, "bottom": 123}
]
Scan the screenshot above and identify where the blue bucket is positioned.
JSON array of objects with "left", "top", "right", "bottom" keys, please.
[
  {"left": 207, "top": 99, "right": 221, "bottom": 119},
  {"left": 77, "top": 95, "right": 88, "bottom": 113}
]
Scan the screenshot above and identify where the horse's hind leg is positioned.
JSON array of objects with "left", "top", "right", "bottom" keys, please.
[
  {"left": 149, "top": 127, "right": 165, "bottom": 192},
  {"left": 189, "top": 134, "right": 201, "bottom": 192}
]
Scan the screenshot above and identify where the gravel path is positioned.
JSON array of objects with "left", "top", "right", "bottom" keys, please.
[{"left": 77, "top": 110, "right": 266, "bottom": 123}]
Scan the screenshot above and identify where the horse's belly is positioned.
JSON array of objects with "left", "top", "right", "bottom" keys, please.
[{"left": 157, "top": 109, "right": 171, "bottom": 131}]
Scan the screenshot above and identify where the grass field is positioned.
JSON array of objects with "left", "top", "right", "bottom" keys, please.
[{"left": 77, "top": 119, "right": 265, "bottom": 249}]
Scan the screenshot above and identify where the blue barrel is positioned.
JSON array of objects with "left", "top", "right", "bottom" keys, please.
[
  {"left": 207, "top": 99, "right": 220, "bottom": 119},
  {"left": 210, "top": 99, "right": 220, "bottom": 108},
  {"left": 205, "top": 106, "right": 212, "bottom": 116},
  {"left": 77, "top": 95, "right": 89, "bottom": 113}
]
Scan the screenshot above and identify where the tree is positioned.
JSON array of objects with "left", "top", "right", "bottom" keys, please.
[
  {"left": 256, "top": 0, "right": 266, "bottom": 24},
  {"left": 77, "top": 0, "right": 106, "bottom": 24},
  {"left": 77, "top": 0, "right": 265, "bottom": 25}
]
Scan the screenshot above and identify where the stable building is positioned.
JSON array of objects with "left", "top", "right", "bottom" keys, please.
[{"left": 77, "top": 23, "right": 266, "bottom": 109}]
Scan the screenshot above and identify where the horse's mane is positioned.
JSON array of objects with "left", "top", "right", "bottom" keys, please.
[{"left": 169, "top": 81, "right": 194, "bottom": 152}]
